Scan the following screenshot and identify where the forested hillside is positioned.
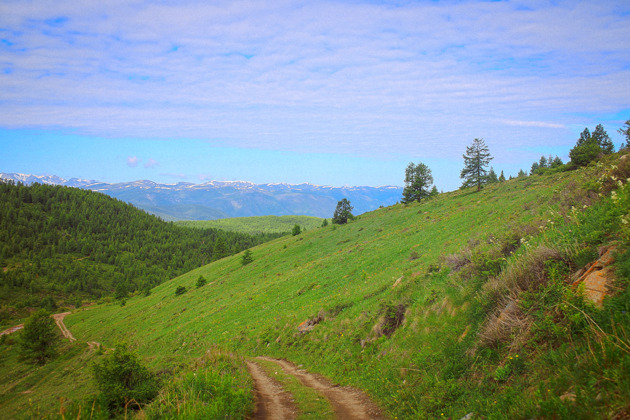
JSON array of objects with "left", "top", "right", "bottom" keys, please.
[{"left": 0, "top": 181, "right": 281, "bottom": 321}]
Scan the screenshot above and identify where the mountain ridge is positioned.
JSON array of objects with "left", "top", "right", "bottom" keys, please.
[{"left": 0, "top": 172, "right": 403, "bottom": 220}]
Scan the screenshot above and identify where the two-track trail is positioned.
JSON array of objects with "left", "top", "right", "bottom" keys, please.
[
  {"left": 52, "top": 312, "right": 76, "bottom": 341},
  {"left": 248, "top": 356, "right": 387, "bottom": 420}
]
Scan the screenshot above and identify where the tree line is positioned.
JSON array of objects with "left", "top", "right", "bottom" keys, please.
[
  {"left": 399, "top": 119, "right": 630, "bottom": 203},
  {"left": 0, "top": 181, "right": 282, "bottom": 313}
]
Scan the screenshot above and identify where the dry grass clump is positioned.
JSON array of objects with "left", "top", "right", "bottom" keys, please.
[
  {"left": 444, "top": 248, "right": 472, "bottom": 272},
  {"left": 481, "top": 246, "right": 563, "bottom": 306},
  {"left": 477, "top": 298, "right": 531, "bottom": 349},
  {"left": 476, "top": 245, "right": 565, "bottom": 350}
]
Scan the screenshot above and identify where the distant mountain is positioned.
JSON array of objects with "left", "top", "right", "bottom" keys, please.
[{"left": 0, "top": 173, "right": 403, "bottom": 220}]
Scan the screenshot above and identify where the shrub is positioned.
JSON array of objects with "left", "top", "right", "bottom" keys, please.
[
  {"left": 175, "top": 286, "right": 187, "bottom": 296},
  {"left": 92, "top": 343, "right": 159, "bottom": 414},
  {"left": 292, "top": 224, "right": 301, "bottom": 236},
  {"left": 196, "top": 275, "right": 207, "bottom": 288}
]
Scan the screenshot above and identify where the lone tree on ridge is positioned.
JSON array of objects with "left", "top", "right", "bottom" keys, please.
[
  {"left": 460, "top": 138, "right": 493, "bottom": 191},
  {"left": 332, "top": 198, "right": 354, "bottom": 225},
  {"left": 401, "top": 162, "right": 434, "bottom": 203}
]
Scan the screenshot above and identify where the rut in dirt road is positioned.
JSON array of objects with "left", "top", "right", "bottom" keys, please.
[
  {"left": 252, "top": 357, "right": 388, "bottom": 420},
  {"left": 246, "top": 360, "right": 297, "bottom": 420}
]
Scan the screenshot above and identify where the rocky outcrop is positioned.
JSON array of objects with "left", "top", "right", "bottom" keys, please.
[{"left": 571, "top": 246, "right": 616, "bottom": 307}]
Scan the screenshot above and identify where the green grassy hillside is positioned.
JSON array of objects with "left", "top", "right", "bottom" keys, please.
[
  {"left": 177, "top": 215, "right": 324, "bottom": 235},
  {"left": 0, "top": 182, "right": 281, "bottom": 325},
  {"left": 2, "top": 154, "right": 630, "bottom": 418}
]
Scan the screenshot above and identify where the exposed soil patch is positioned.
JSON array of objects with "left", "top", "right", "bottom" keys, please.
[
  {"left": 246, "top": 360, "right": 298, "bottom": 420},
  {"left": 257, "top": 357, "right": 387, "bottom": 420},
  {"left": 52, "top": 312, "right": 76, "bottom": 342},
  {"left": 0, "top": 324, "right": 23, "bottom": 336}
]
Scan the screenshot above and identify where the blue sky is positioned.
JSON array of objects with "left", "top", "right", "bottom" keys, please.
[{"left": 1, "top": 0, "right": 629, "bottom": 191}]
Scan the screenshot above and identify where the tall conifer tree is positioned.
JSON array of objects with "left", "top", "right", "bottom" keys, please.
[{"left": 460, "top": 138, "right": 493, "bottom": 191}]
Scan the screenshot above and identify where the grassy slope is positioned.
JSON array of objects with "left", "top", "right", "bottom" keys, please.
[
  {"left": 176, "top": 215, "right": 324, "bottom": 234},
  {"left": 62, "top": 170, "right": 582, "bottom": 415},
  {"left": 4, "top": 158, "right": 629, "bottom": 418}
]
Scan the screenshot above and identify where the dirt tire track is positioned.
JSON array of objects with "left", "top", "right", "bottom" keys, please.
[
  {"left": 52, "top": 312, "right": 76, "bottom": 342},
  {"left": 246, "top": 360, "right": 298, "bottom": 420},
  {"left": 257, "top": 357, "right": 388, "bottom": 420}
]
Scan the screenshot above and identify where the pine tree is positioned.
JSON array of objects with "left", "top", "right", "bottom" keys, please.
[
  {"left": 592, "top": 124, "right": 614, "bottom": 154},
  {"left": 401, "top": 162, "right": 434, "bottom": 203},
  {"left": 577, "top": 128, "right": 591, "bottom": 146},
  {"left": 241, "top": 249, "right": 253, "bottom": 266},
  {"left": 498, "top": 170, "right": 506, "bottom": 182},
  {"left": 460, "top": 138, "right": 493, "bottom": 191},
  {"left": 332, "top": 199, "right": 354, "bottom": 225},
  {"left": 487, "top": 167, "right": 498, "bottom": 183},
  {"left": 212, "top": 236, "right": 229, "bottom": 261},
  {"left": 618, "top": 119, "right": 630, "bottom": 150}
]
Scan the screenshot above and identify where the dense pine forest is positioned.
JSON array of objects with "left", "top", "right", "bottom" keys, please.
[{"left": 0, "top": 181, "right": 281, "bottom": 320}]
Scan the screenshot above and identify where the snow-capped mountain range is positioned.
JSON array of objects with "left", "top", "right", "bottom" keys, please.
[{"left": 0, "top": 173, "right": 403, "bottom": 220}]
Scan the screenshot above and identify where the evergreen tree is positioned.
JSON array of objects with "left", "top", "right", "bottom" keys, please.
[
  {"left": 241, "top": 249, "right": 253, "bottom": 266},
  {"left": 517, "top": 169, "right": 527, "bottom": 178},
  {"left": 530, "top": 161, "right": 540, "bottom": 175},
  {"left": 538, "top": 155, "right": 548, "bottom": 168},
  {"left": 487, "top": 167, "right": 498, "bottom": 183},
  {"left": 498, "top": 170, "right": 506, "bottom": 182},
  {"left": 18, "top": 309, "right": 60, "bottom": 365},
  {"left": 550, "top": 156, "right": 564, "bottom": 168},
  {"left": 292, "top": 224, "right": 301, "bottom": 236},
  {"left": 592, "top": 124, "right": 614, "bottom": 154},
  {"left": 332, "top": 199, "right": 354, "bottom": 225},
  {"left": 212, "top": 236, "right": 229, "bottom": 261},
  {"left": 577, "top": 128, "right": 591, "bottom": 146},
  {"left": 321, "top": 218, "right": 328, "bottom": 227},
  {"left": 401, "top": 162, "right": 434, "bottom": 203},
  {"left": 618, "top": 119, "right": 630, "bottom": 150},
  {"left": 429, "top": 185, "right": 439, "bottom": 197},
  {"left": 460, "top": 138, "right": 493, "bottom": 191}
]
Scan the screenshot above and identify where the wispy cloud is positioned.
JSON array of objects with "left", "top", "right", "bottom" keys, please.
[
  {"left": 126, "top": 156, "right": 140, "bottom": 167},
  {"left": 500, "top": 120, "right": 566, "bottom": 129},
  {"left": 144, "top": 158, "right": 159, "bottom": 168},
  {"left": 160, "top": 172, "right": 187, "bottom": 180}
]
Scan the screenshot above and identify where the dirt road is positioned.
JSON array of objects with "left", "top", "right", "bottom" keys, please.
[
  {"left": 52, "top": 312, "right": 76, "bottom": 341},
  {"left": 248, "top": 357, "right": 387, "bottom": 420},
  {"left": 246, "top": 360, "right": 298, "bottom": 419}
]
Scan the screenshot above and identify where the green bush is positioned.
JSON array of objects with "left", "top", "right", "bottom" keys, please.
[
  {"left": 175, "top": 286, "right": 187, "bottom": 296},
  {"left": 196, "top": 275, "right": 207, "bottom": 288},
  {"left": 92, "top": 343, "right": 159, "bottom": 414},
  {"left": 18, "top": 309, "right": 60, "bottom": 365}
]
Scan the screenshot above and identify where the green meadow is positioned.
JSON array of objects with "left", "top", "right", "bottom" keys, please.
[
  {"left": 2, "top": 154, "right": 630, "bottom": 418},
  {"left": 176, "top": 215, "right": 324, "bottom": 235}
]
